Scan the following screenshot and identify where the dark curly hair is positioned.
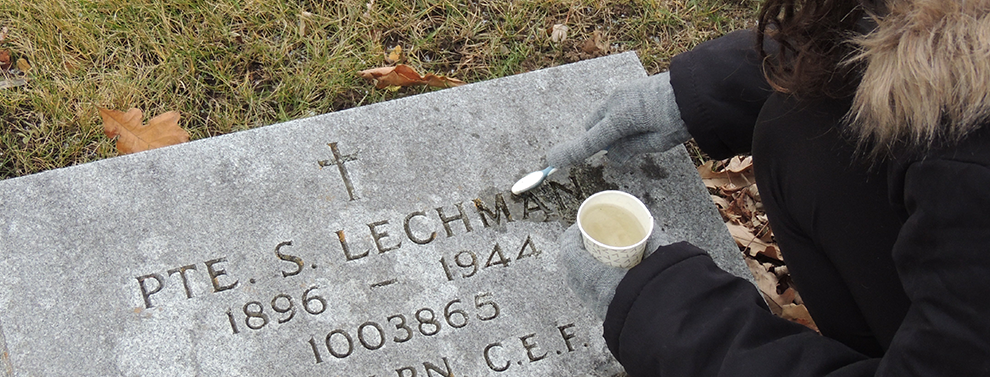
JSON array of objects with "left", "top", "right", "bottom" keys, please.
[{"left": 756, "top": 0, "right": 876, "bottom": 98}]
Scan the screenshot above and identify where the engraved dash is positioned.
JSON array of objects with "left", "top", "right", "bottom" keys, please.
[{"left": 370, "top": 279, "right": 398, "bottom": 288}]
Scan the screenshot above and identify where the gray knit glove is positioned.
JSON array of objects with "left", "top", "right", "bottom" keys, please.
[
  {"left": 559, "top": 221, "right": 672, "bottom": 320},
  {"left": 547, "top": 72, "right": 690, "bottom": 167}
]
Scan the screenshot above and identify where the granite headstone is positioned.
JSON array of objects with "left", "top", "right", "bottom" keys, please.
[{"left": 0, "top": 52, "right": 748, "bottom": 376}]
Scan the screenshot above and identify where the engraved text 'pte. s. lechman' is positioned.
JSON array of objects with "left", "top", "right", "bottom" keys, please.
[{"left": 130, "top": 141, "right": 595, "bottom": 376}]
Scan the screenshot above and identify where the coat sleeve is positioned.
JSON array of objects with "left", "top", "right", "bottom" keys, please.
[
  {"left": 603, "top": 242, "right": 879, "bottom": 377},
  {"left": 669, "top": 29, "right": 774, "bottom": 160},
  {"left": 876, "top": 135, "right": 990, "bottom": 375}
]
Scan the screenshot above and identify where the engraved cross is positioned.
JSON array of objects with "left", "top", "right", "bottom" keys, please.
[{"left": 318, "top": 142, "right": 359, "bottom": 201}]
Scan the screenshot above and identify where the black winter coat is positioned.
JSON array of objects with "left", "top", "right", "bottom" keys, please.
[{"left": 602, "top": 29, "right": 990, "bottom": 376}]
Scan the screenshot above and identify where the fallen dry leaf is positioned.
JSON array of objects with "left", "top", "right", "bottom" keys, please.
[
  {"left": 99, "top": 108, "right": 190, "bottom": 155},
  {"left": 746, "top": 184, "right": 762, "bottom": 202},
  {"left": 729, "top": 191, "right": 756, "bottom": 220},
  {"left": 707, "top": 154, "right": 814, "bottom": 330},
  {"left": 746, "top": 258, "right": 784, "bottom": 304},
  {"left": 550, "top": 24, "right": 569, "bottom": 43},
  {"left": 580, "top": 30, "right": 608, "bottom": 55},
  {"left": 781, "top": 303, "right": 819, "bottom": 332},
  {"left": 710, "top": 194, "right": 731, "bottom": 211},
  {"left": 698, "top": 159, "right": 756, "bottom": 192},
  {"left": 759, "top": 244, "right": 783, "bottom": 261},
  {"left": 0, "top": 50, "right": 10, "bottom": 71},
  {"left": 16, "top": 57, "right": 29, "bottom": 73},
  {"left": 726, "top": 155, "right": 753, "bottom": 173},
  {"left": 385, "top": 45, "right": 402, "bottom": 64},
  {"left": 746, "top": 258, "right": 800, "bottom": 311},
  {"left": 357, "top": 64, "right": 465, "bottom": 89},
  {"left": 727, "top": 222, "right": 776, "bottom": 258}
]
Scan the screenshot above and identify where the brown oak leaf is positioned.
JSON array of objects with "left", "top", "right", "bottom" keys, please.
[
  {"left": 580, "top": 30, "right": 608, "bottom": 56},
  {"left": 99, "top": 108, "right": 189, "bottom": 155},
  {"left": 357, "top": 64, "right": 465, "bottom": 89},
  {"left": 0, "top": 50, "right": 10, "bottom": 71},
  {"left": 698, "top": 159, "right": 756, "bottom": 192}
]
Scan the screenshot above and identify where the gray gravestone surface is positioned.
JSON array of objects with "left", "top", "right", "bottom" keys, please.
[{"left": 0, "top": 52, "right": 748, "bottom": 377}]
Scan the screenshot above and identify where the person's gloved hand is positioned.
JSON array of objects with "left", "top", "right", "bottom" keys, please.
[
  {"left": 546, "top": 71, "right": 690, "bottom": 168},
  {"left": 559, "top": 221, "right": 673, "bottom": 319}
]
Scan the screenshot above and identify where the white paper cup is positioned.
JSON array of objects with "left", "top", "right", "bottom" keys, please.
[{"left": 577, "top": 190, "right": 653, "bottom": 268}]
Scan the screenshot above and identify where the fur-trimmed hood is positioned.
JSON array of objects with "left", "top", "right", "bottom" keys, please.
[{"left": 846, "top": 0, "right": 990, "bottom": 155}]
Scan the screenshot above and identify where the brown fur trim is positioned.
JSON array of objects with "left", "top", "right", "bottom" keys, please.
[{"left": 845, "top": 0, "right": 990, "bottom": 156}]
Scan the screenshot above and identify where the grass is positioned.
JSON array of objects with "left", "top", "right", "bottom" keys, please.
[{"left": 0, "top": 0, "right": 759, "bottom": 180}]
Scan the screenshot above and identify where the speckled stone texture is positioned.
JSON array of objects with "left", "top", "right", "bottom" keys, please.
[{"left": 0, "top": 52, "right": 747, "bottom": 376}]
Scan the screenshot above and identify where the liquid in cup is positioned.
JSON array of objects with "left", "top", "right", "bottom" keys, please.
[
  {"left": 577, "top": 190, "right": 653, "bottom": 268},
  {"left": 579, "top": 203, "right": 647, "bottom": 247}
]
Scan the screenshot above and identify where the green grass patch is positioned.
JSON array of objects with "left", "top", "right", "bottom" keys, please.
[{"left": 0, "top": 0, "right": 758, "bottom": 179}]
